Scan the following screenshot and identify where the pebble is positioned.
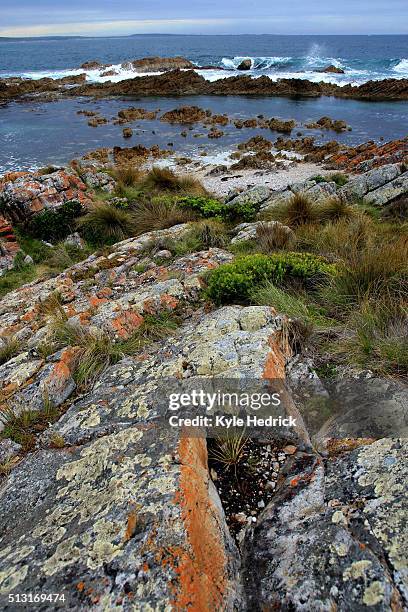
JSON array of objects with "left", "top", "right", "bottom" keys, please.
[{"left": 283, "top": 445, "right": 297, "bottom": 455}]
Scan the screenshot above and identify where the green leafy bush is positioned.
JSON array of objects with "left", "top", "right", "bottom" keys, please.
[
  {"left": 178, "top": 196, "right": 226, "bottom": 219},
  {"left": 206, "top": 252, "right": 336, "bottom": 304},
  {"left": 28, "top": 200, "right": 83, "bottom": 241},
  {"left": 179, "top": 196, "right": 258, "bottom": 222}
]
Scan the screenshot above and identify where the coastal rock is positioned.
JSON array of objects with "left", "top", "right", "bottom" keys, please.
[
  {"left": 116, "top": 107, "right": 158, "bottom": 122},
  {"left": 0, "top": 439, "right": 22, "bottom": 464},
  {"left": 318, "top": 64, "right": 345, "bottom": 74},
  {"left": 0, "top": 170, "right": 92, "bottom": 224},
  {"left": 328, "top": 137, "right": 408, "bottom": 173},
  {"left": 363, "top": 170, "right": 408, "bottom": 206},
  {"left": 338, "top": 163, "right": 404, "bottom": 201},
  {"left": 226, "top": 185, "right": 271, "bottom": 207},
  {"left": 80, "top": 60, "right": 105, "bottom": 70},
  {"left": 237, "top": 59, "right": 252, "bottom": 71},
  {"left": 123, "top": 56, "right": 195, "bottom": 72},
  {"left": 160, "top": 105, "right": 208, "bottom": 124},
  {"left": 243, "top": 438, "right": 408, "bottom": 610},
  {"left": 80, "top": 170, "right": 116, "bottom": 193},
  {"left": 0, "top": 215, "right": 20, "bottom": 274},
  {"left": 122, "top": 127, "right": 133, "bottom": 138}
]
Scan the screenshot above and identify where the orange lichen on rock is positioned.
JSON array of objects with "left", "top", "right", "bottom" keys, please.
[
  {"left": 170, "top": 437, "right": 231, "bottom": 611},
  {"left": 111, "top": 310, "right": 144, "bottom": 338}
]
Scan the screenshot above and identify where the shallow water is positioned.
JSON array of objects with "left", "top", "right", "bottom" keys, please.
[{"left": 0, "top": 95, "right": 407, "bottom": 173}]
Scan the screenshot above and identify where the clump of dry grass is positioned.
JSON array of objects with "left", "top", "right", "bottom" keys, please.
[
  {"left": 190, "top": 219, "right": 229, "bottom": 249},
  {"left": 271, "top": 192, "right": 316, "bottom": 228},
  {"left": 77, "top": 202, "right": 136, "bottom": 244},
  {"left": 0, "top": 336, "right": 20, "bottom": 366},
  {"left": 142, "top": 166, "right": 206, "bottom": 195},
  {"left": 317, "top": 196, "right": 355, "bottom": 223},
  {"left": 256, "top": 221, "right": 295, "bottom": 252},
  {"left": 111, "top": 164, "right": 141, "bottom": 187},
  {"left": 133, "top": 198, "right": 197, "bottom": 236}
]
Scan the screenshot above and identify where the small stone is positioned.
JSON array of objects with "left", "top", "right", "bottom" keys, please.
[
  {"left": 257, "top": 500, "right": 265, "bottom": 509},
  {"left": 155, "top": 250, "right": 172, "bottom": 260},
  {"left": 0, "top": 439, "right": 22, "bottom": 464},
  {"left": 265, "top": 481, "right": 276, "bottom": 492},
  {"left": 122, "top": 127, "right": 133, "bottom": 138},
  {"left": 64, "top": 232, "right": 85, "bottom": 250},
  {"left": 283, "top": 445, "right": 297, "bottom": 455},
  {"left": 210, "top": 468, "right": 218, "bottom": 481},
  {"left": 23, "top": 255, "right": 34, "bottom": 265}
]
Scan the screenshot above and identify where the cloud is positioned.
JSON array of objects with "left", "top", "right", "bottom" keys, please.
[{"left": 0, "top": 18, "right": 236, "bottom": 37}]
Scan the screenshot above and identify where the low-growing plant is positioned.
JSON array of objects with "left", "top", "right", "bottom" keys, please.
[
  {"left": 28, "top": 200, "right": 83, "bottom": 241},
  {"left": 206, "top": 252, "right": 336, "bottom": 304},
  {"left": 0, "top": 336, "right": 20, "bottom": 366},
  {"left": 178, "top": 196, "right": 226, "bottom": 219},
  {"left": 132, "top": 198, "right": 196, "bottom": 236}
]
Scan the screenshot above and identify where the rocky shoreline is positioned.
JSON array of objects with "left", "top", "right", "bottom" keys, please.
[
  {"left": 1, "top": 68, "right": 408, "bottom": 103},
  {"left": 0, "top": 153, "right": 407, "bottom": 608}
]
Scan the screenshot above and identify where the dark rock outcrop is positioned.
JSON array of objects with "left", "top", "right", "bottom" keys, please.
[
  {"left": 123, "top": 56, "right": 195, "bottom": 72},
  {"left": 318, "top": 64, "right": 345, "bottom": 74},
  {"left": 237, "top": 59, "right": 252, "bottom": 71}
]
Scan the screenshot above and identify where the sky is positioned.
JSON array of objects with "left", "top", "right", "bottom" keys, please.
[{"left": 0, "top": 0, "right": 407, "bottom": 37}]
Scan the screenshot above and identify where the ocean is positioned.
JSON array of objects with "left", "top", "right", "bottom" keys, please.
[
  {"left": 0, "top": 34, "right": 407, "bottom": 85},
  {"left": 0, "top": 34, "right": 407, "bottom": 172}
]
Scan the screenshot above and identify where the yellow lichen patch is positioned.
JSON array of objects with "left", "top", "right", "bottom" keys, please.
[
  {"left": 343, "top": 560, "right": 372, "bottom": 581},
  {"left": 43, "top": 536, "right": 81, "bottom": 576},
  {"left": 363, "top": 581, "right": 385, "bottom": 606},
  {"left": 0, "top": 564, "right": 29, "bottom": 593}
]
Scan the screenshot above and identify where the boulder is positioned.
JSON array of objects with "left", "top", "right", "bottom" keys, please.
[
  {"left": 226, "top": 185, "right": 271, "bottom": 207},
  {"left": 0, "top": 170, "right": 92, "bottom": 224},
  {"left": 339, "top": 163, "right": 403, "bottom": 201},
  {"left": 124, "top": 56, "right": 195, "bottom": 73},
  {"left": 237, "top": 59, "right": 252, "bottom": 71},
  {"left": 364, "top": 170, "right": 408, "bottom": 206},
  {"left": 122, "top": 127, "right": 133, "bottom": 138},
  {"left": 231, "top": 221, "right": 294, "bottom": 244},
  {"left": 243, "top": 438, "right": 408, "bottom": 610},
  {"left": 318, "top": 64, "right": 345, "bottom": 74},
  {"left": 80, "top": 60, "right": 104, "bottom": 70}
]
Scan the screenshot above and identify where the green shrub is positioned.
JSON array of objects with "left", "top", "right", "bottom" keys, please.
[
  {"left": 178, "top": 196, "right": 226, "bottom": 219},
  {"left": 206, "top": 252, "right": 336, "bottom": 304},
  {"left": 28, "top": 200, "right": 83, "bottom": 241},
  {"left": 179, "top": 196, "right": 258, "bottom": 223}
]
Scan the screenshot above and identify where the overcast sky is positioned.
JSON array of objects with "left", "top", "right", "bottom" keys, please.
[{"left": 0, "top": 0, "right": 407, "bottom": 37}]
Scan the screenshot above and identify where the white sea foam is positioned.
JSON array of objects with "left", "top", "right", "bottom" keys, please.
[{"left": 393, "top": 58, "right": 408, "bottom": 75}]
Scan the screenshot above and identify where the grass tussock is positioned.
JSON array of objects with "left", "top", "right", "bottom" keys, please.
[
  {"left": 142, "top": 167, "right": 206, "bottom": 196},
  {"left": 133, "top": 198, "right": 197, "bottom": 236},
  {"left": 272, "top": 193, "right": 316, "bottom": 228},
  {"left": 255, "top": 221, "right": 295, "bottom": 252},
  {"left": 111, "top": 164, "right": 141, "bottom": 187},
  {"left": 77, "top": 202, "right": 137, "bottom": 244},
  {"left": 0, "top": 391, "right": 59, "bottom": 450},
  {"left": 0, "top": 336, "right": 21, "bottom": 366}
]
